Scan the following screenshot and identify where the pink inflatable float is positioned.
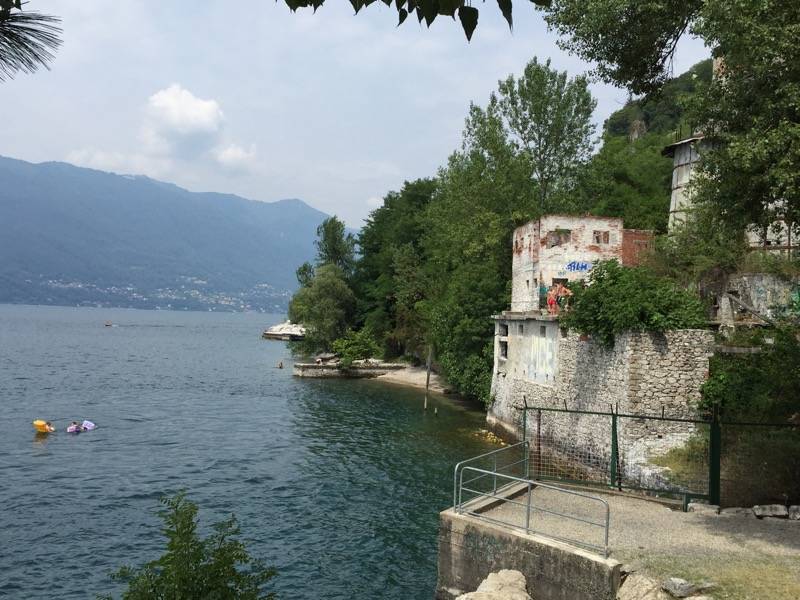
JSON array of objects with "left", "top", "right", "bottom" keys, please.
[{"left": 67, "top": 420, "right": 96, "bottom": 434}]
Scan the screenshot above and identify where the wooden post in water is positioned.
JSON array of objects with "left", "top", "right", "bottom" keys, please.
[{"left": 424, "top": 345, "right": 433, "bottom": 411}]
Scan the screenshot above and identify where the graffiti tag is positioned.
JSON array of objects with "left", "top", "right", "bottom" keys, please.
[{"left": 565, "top": 261, "right": 592, "bottom": 272}]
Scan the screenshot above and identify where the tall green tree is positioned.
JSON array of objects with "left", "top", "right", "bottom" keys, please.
[
  {"left": 353, "top": 178, "right": 436, "bottom": 358},
  {"left": 0, "top": 2, "right": 61, "bottom": 81},
  {"left": 416, "top": 57, "right": 596, "bottom": 401},
  {"left": 288, "top": 263, "right": 356, "bottom": 352},
  {"left": 690, "top": 1, "right": 800, "bottom": 239},
  {"left": 314, "top": 216, "right": 356, "bottom": 275},
  {"left": 496, "top": 57, "right": 596, "bottom": 209}
]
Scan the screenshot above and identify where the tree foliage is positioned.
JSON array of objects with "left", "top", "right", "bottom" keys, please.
[
  {"left": 289, "top": 263, "right": 356, "bottom": 353},
  {"left": 575, "top": 59, "right": 712, "bottom": 233},
  {"left": 691, "top": 0, "right": 800, "bottom": 239},
  {"left": 701, "top": 326, "right": 800, "bottom": 421},
  {"left": 495, "top": 57, "right": 596, "bottom": 210},
  {"left": 279, "top": 0, "right": 551, "bottom": 42},
  {"left": 546, "top": 0, "right": 703, "bottom": 95},
  {"left": 314, "top": 216, "right": 356, "bottom": 275},
  {"left": 560, "top": 260, "right": 707, "bottom": 346},
  {"left": 353, "top": 178, "right": 436, "bottom": 358},
  {"left": 342, "top": 57, "right": 595, "bottom": 402},
  {"left": 644, "top": 201, "right": 747, "bottom": 288},
  {"left": 0, "top": 1, "right": 61, "bottom": 82},
  {"left": 332, "top": 328, "right": 381, "bottom": 368},
  {"left": 104, "top": 493, "right": 276, "bottom": 600}
]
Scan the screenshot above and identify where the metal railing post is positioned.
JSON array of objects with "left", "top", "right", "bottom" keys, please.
[
  {"left": 524, "top": 440, "right": 530, "bottom": 479},
  {"left": 525, "top": 481, "right": 532, "bottom": 534},
  {"left": 535, "top": 409, "right": 542, "bottom": 480},
  {"left": 609, "top": 410, "right": 619, "bottom": 489},
  {"left": 493, "top": 454, "right": 497, "bottom": 494},
  {"left": 709, "top": 405, "right": 722, "bottom": 505}
]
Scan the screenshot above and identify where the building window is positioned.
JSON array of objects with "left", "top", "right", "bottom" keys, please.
[
  {"left": 499, "top": 323, "right": 508, "bottom": 336},
  {"left": 518, "top": 324, "right": 524, "bottom": 335},
  {"left": 525, "top": 279, "right": 530, "bottom": 290},
  {"left": 539, "top": 325, "right": 547, "bottom": 337},
  {"left": 546, "top": 229, "right": 571, "bottom": 248},
  {"left": 593, "top": 230, "right": 610, "bottom": 244},
  {"left": 499, "top": 340, "right": 508, "bottom": 359}
]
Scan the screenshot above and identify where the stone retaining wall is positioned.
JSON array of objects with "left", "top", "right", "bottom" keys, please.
[{"left": 489, "top": 326, "right": 714, "bottom": 476}]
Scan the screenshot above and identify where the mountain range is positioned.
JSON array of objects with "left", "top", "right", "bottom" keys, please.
[{"left": 0, "top": 156, "right": 329, "bottom": 311}]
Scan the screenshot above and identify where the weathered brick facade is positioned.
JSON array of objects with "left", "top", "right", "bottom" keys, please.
[{"left": 510, "top": 216, "right": 653, "bottom": 312}]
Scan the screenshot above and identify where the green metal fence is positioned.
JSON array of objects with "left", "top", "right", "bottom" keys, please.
[
  {"left": 517, "top": 403, "right": 799, "bottom": 508},
  {"left": 519, "top": 404, "right": 713, "bottom": 506}
]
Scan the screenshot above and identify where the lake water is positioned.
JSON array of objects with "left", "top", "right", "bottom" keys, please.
[{"left": 0, "top": 305, "right": 496, "bottom": 599}]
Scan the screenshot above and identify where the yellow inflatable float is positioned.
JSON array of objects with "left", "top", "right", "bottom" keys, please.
[{"left": 33, "top": 419, "right": 55, "bottom": 433}]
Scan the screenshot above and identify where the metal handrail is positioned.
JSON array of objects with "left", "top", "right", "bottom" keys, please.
[
  {"left": 456, "top": 466, "right": 611, "bottom": 557},
  {"left": 452, "top": 441, "right": 529, "bottom": 508}
]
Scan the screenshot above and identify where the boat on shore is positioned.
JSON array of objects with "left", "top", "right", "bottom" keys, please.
[{"left": 262, "top": 321, "right": 306, "bottom": 341}]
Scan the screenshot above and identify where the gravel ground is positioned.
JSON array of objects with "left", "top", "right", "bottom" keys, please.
[
  {"left": 483, "top": 487, "right": 800, "bottom": 558},
  {"left": 478, "top": 486, "right": 800, "bottom": 599}
]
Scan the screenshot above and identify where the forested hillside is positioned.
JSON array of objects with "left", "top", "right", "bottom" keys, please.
[
  {"left": 0, "top": 156, "right": 328, "bottom": 311},
  {"left": 290, "top": 59, "right": 712, "bottom": 401}
]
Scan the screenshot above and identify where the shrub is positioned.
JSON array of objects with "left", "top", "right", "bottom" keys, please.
[
  {"left": 332, "top": 328, "right": 381, "bottom": 368},
  {"left": 103, "top": 493, "right": 276, "bottom": 600},
  {"left": 560, "top": 259, "right": 707, "bottom": 346}
]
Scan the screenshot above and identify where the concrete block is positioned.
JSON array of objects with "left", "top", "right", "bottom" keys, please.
[
  {"left": 719, "top": 507, "right": 754, "bottom": 517},
  {"left": 687, "top": 503, "right": 719, "bottom": 515},
  {"left": 789, "top": 505, "right": 799, "bottom": 520},
  {"left": 753, "top": 504, "right": 788, "bottom": 518},
  {"left": 437, "top": 510, "right": 620, "bottom": 600}
]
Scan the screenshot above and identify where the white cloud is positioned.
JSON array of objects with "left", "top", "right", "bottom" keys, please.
[
  {"left": 366, "top": 196, "right": 383, "bottom": 209},
  {"left": 147, "top": 83, "right": 224, "bottom": 135},
  {"left": 214, "top": 143, "right": 257, "bottom": 171},
  {"left": 66, "top": 84, "right": 255, "bottom": 180}
]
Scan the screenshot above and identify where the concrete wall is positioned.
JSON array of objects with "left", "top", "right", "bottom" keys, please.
[
  {"left": 293, "top": 363, "right": 404, "bottom": 378},
  {"left": 667, "top": 139, "right": 701, "bottom": 231},
  {"left": 489, "top": 321, "right": 714, "bottom": 476},
  {"left": 536, "top": 215, "right": 624, "bottom": 289},
  {"left": 511, "top": 221, "right": 541, "bottom": 312},
  {"left": 716, "top": 273, "right": 800, "bottom": 325},
  {"left": 437, "top": 510, "right": 620, "bottom": 600}
]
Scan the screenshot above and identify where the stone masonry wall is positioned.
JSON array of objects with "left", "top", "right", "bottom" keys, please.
[{"left": 488, "top": 327, "right": 714, "bottom": 481}]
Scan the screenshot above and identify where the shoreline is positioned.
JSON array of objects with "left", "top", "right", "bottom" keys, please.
[{"left": 372, "top": 365, "right": 451, "bottom": 395}]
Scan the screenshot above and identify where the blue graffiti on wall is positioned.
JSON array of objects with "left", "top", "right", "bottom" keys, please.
[{"left": 565, "top": 260, "right": 592, "bottom": 272}]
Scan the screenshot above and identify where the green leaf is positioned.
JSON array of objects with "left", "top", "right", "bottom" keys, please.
[
  {"left": 420, "top": 0, "right": 438, "bottom": 26},
  {"left": 458, "top": 5, "right": 478, "bottom": 41},
  {"left": 497, "top": 0, "right": 513, "bottom": 30},
  {"left": 398, "top": 7, "right": 408, "bottom": 25},
  {"left": 438, "top": 0, "right": 463, "bottom": 17}
]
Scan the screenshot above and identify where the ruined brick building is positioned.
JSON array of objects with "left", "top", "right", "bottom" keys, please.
[
  {"left": 510, "top": 215, "right": 652, "bottom": 312},
  {"left": 489, "top": 215, "right": 714, "bottom": 488}
]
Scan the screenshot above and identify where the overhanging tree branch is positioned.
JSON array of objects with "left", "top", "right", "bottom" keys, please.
[{"left": 0, "top": 4, "right": 62, "bottom": 82}]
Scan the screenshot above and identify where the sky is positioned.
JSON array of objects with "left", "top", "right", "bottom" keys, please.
[{"left": 0, "top": 1, "right": 709, "bottom": 227}]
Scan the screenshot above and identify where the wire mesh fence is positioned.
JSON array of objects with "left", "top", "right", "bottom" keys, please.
[
  {"left": 522, "top": 406, "right": 711, "bottom": 502},
  {"left": 720, "top": 423, "right": 800, "bottom": 507},
  {"left": 519, "top": 404, "right": 799, "bottom": 507}
]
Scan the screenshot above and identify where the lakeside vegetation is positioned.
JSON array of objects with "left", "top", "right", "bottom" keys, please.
[{"left": 289, "top": 58, "right": 716, "bottom": 403}]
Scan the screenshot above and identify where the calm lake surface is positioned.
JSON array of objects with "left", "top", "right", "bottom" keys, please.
[{"left": 0, "top": 305, "right": 497, "bottom": 599}]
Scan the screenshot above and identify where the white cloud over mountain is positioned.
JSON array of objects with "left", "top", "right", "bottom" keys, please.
[
  {"left": 68, "top": 83, "right": 256, "bottom": 177},
  {"left": 147, "top": 84, "right": 224, "bottom": 135}
]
